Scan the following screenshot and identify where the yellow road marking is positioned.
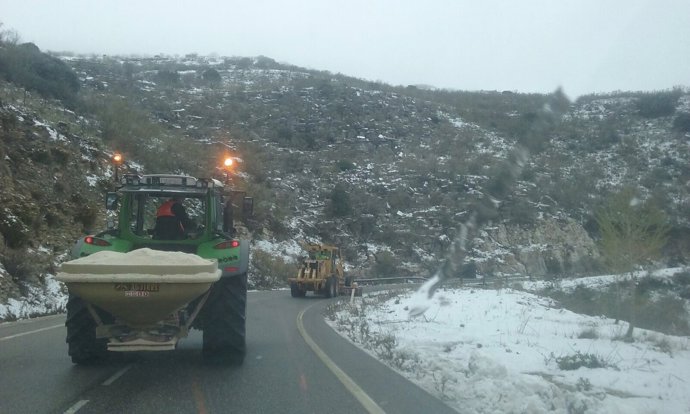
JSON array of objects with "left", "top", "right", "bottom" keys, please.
[
  {"left": 192, "top": 377, "right": 209, "bottom": 414},
  {"left": 297, "top": 304, "right": 386, "bottom": 414}
]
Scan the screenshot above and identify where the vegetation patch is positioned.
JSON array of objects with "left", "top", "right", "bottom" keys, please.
[
  {"left": 249, "top": 249, "right": 295, "bottom": 289},
  {"left": 555, "top": 351, "right": 615, "bottom": 371},
  {"left": 541, "top": 275, "right": 690, "bottom": 336}
]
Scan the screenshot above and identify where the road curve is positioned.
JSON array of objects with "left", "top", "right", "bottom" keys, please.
[{"left": 0, "top": 290, "right": 457, "bottom": 414}]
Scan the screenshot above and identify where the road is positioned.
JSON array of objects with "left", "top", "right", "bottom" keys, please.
[{"left": 0, "top": 290, "right": 457, "bottom": 414}]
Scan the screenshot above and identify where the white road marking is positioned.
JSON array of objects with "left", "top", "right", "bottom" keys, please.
[
  {"left": 63, "top": 399, "right": 89, "bottom": 414},
  {"left": 297, "top": 304, "right": 386, "bottom": 414},
  {"left": 0, "top": 324, "right": 63, "bottom": 342},
  {"left": 102, "top": 364, "right": 134, "bottom": 386}
]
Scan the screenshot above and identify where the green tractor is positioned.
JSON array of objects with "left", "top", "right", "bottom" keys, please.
[{"left": 58, "top": 173, "right": 252, "bottom": 364}]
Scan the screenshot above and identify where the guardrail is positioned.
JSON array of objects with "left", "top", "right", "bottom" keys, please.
[{"left": 355, "top": 277, "right": 428, "bottom": 285}]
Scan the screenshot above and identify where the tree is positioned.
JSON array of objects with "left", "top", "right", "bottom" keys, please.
[
  {"left": 595, "top": 187, "right": 670, "bottom": 340},
  {"left": 202, "top": 68, "right": 222, "bottom": 87},
  {"left": 327, "top": 183, "right": 352, "bottom": 217}
]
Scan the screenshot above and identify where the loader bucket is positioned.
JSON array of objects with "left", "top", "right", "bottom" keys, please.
[{"left": 58, "top": 249, "right": 220, "bottom": 327}]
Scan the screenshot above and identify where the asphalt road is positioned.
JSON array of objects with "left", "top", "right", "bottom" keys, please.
[{"left": 0, "top": 291, "right": 457, "bottom": 414}]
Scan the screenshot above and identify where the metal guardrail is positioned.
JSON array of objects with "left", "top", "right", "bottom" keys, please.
[
  {"left": 353, "top": 275, "right": 533, "bottom": 288},
  {"left": 355, "top": 277, "right": 428, "bottom": 285}
]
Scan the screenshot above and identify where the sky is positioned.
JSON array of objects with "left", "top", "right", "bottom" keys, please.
[{"left": 1, "top": 0, "right": 689, "bottom": 98}]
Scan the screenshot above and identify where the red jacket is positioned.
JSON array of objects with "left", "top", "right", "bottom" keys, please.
[{"left": 157, "top": 199, "right": 178, "bottom": 217}]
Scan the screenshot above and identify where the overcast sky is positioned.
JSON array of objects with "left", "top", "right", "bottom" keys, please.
[{"left": 1, "top": 0, "right": 689, "bottom": 98}]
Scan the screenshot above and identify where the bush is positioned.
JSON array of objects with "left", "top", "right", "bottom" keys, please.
[
  {"left": 0, "top": 248, "right": 40, "bottom": 283},
  {"left": 0, "top": 208, "right": 30, "bottom": 248},
  {"left": 327, "top": 183, "right": 352, "bottom": 217},
  {"left": 556, "top": 351, "right": 612, "bottom": 370},
  {"left": 73, "top": 204, "right": 98, "bottom": 230},
  {"left": 672, "top": 112, "right": 690, "bottom": 133},
  {"left": 249, "top": 249, "right": 295, "bottom": 289},
  {"left": 635, "top": 90, "right": 681, "bottom": 118},
  {"left": 0, "top": 43, "right": 80, "bottom": 106},
  {"left": 373, "top": 251, "right": 398, "bottom": 277},
  {"left": 542, "top": 278, "right": 690, "bottom": 336},
  {"left": 336, "top": 159, "right": 356, "bottom": 171}
]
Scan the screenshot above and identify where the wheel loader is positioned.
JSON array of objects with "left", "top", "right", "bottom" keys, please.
[
  {"left": 288, "top": 243, "right": 362, "bottom": 298},
  {"left": 57, "top": 172, "right": 253, "bottom": 364}
]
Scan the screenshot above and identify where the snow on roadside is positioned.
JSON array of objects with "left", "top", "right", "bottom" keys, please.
[
  {"left": 326, "top": 285, "right": 690, "bottom": 414},
  {"left": 0, "top": 274, "right": 67, "bottom": 320}
]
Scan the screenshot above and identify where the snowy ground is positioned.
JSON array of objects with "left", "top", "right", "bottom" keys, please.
[
  {"left": 3, "top": 258, "right": 689, "bottom": 414},
  {"left": 326, "top": 274, "right": 690, "bottom": 414},
  {"left": 0, "top": 273, "right": 66, "bottom": 320}
]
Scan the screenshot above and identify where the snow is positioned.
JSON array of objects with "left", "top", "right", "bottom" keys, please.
[
  {"left": 2, "top": 245, "right": 689, "bottom": 413},
  {"left": 253, "top": 239, "right": 303, "bottom": 262},
  {"left": 0, "top": 274, "right": 67, "bottom": 320},
  {"left": 327, "top": 275, "right": 690, "bottom": 414},
  {"left": 85, "top": 173, "right": 100, "bottom": 187}
]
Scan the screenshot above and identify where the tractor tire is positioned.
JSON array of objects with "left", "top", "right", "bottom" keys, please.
[
  {"left": 325, "top": 276, "right": 338, "bottom": 298},
  {"left": 290, "top": 283, "right": 305, "bottom": 298},
  {"left": 202, "top": 273, "right": 247, "bottom": 364},
  {"left": 65, "top": 294, "right": 110, "bottom": 365}
]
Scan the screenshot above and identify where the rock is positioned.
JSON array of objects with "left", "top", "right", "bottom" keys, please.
[{"left": 471, "top": 217, "right": 599, "bottom": 277}]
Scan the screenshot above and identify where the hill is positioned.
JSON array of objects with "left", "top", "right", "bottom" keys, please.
[{"left": 1, "top": 42, "right": 689, "bottom": 317}]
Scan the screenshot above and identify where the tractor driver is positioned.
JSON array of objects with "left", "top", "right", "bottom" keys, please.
[{"left": 154, "top": 196, "right": 191, "bottom": 239}]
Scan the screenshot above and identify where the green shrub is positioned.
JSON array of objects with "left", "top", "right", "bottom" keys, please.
[
  {"left": 556, "top": 351, "right": 612, "bottom": 370},
  {"left": 0, "top": 208, "right": 30, "bottom": 248},
  {"left": 672, "top": 112, "right": 690, "bottom": 133},
  {"left": 0, "top": 247, "right": 40, "bottom": 283},
  {"left": 635, "top": 90, "right": 681, "bottom": 118},
  {"left": 327, "top": 183, "right": 352, "bottom": 217},
  {"left": 249, "top": 249, "right": 295, "bottom": 289},
  {"left": 336, "top": 159, "right": 356, "bottom": 171},
  {"left": 373, "top": 251, "right": 398, "bottom": 277},
  {"left": 0, "top": 42, "right": 80, "bottom": 106}
]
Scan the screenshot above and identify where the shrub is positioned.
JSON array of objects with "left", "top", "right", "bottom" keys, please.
[
  {"left": 336, "top": 159, "right": 356, "bottom": 171},
  {"left": 373, "top": 251, "right": 398, "bottom": 277},
  {"left": 577, "top": 327, "right": 599, "bottom": 339},
  {"left": 73, "top": 204, "right": 98, "bottom": 230},
  {"left": 556, "top": 351, "right": 612, "bottom": 370},
  {"left": 327, "top": 183, "right": 352, "bottom": 217},
  {"left": 0, "top": 208, "right": 30, "bottom": 248},
  {"left": 249, "top": 249, "right": 295, "bottom": 289},
  {"left": 0, "top": 248, "right": 40, "bottom": 283},
  {"left": 0, "top": 42, "right": 80, "bottom": 106},
  {"left": 672, "top": 112, "right": 690, "bottom": 133},
  {"left": 635, "top": 90, "right": 681, "bottom": 118}
]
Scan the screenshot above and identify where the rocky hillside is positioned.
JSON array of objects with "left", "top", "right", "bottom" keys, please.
[{"left": 1, "top": 43, "right": 689, "bottom": 312}]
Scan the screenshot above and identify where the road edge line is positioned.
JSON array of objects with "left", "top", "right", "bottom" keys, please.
[
  {"left": 297, "top": 304, "right": 386, "bottom": 414},
  {"left": 0, "top": 324, "right": 63, "bottom": 342}
]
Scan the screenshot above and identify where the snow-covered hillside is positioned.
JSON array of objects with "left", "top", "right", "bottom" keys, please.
[{"left": 326, "top": 269, "right": 690, "bottom": 414}]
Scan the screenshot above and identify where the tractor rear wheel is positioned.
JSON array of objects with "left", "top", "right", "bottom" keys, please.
[
  {"left": 65, "top": 295, "right": 110, "bottom": 364},
  {"left": 202, "top": 273, "right": 247, "bottom": 364}
]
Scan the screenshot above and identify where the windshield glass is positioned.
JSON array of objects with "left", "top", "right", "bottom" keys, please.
[{"left": 126, "top": 193, "right": 205, "bottom": 239}]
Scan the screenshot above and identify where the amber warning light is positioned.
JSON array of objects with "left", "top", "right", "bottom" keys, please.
[
  {"left": 112, "top": 153, "right": 123, "bottom": 165},
  {"left": 223, "top": 157, "right": 234, "bottom": 168}
]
